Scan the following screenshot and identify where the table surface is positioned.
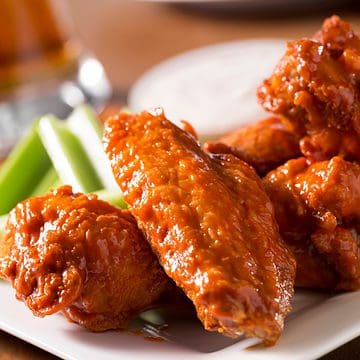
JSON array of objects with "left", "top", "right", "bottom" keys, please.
[{"left": 1, "top": 1, "right": 360, "bottom": 359}]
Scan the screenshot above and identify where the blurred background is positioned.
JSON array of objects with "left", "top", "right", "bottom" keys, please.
[
  {"left": 68, "top": 0, "right": 360, "bottom": 94},
  {"left": 1, "top": 0, "right": 360, "bottom": 156}
]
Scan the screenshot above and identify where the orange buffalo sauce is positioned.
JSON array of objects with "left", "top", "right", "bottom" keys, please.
[{"left": 0, "top": 0, "right": 81, "bottom": 93}]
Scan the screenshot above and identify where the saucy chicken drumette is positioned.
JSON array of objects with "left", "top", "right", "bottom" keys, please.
[
  {"left": 258, "top": 15, "right": 360, "bottom": 163},
  {"left": 264, "top": 157, "right": 360, "bottom": 290},
  {"left": 103, "top": 108, "right": 296, "bottom": 345},
  {"left": 0, "top": 186, "right": 170, "bottom": 331},
  {"left": 208, "top": 16, "right": 360, "bottom": 175}
]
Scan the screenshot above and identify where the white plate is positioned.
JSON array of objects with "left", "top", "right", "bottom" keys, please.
[
  {"left": 129, "top": 39, "right": 287, "bottom": 139},
  {"left": 1, "top": 280, "right": 360, "bottom": 359}
]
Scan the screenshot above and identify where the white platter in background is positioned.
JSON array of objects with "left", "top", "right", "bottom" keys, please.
[{"left": 129, "top": 39, "right": 286, "bottom": 139}]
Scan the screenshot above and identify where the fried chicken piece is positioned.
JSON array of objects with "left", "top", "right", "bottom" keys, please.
[
  {"left": 263, "top": 157, "right": 360, "bottom": 290},
  {"left": 299, "top": 128, "right": 360, "bottom": 163},
  {"left": 289, "top": 239, "right": 338, "bottom": 289},
  {"left": 312, "top": 227, "right": 360, "bottom": 290},
  {"left": 103, "top": 109, "right": 296, "bottom": 345},
  {"left": 204, "top": 116, "right": 301, "bottom": 175},
  {"left": 314, "top": 15, "right": 360, "bottom": 75},
  {"left": 258, "top": 38, "right": 360, "bottom": 135},
  {"left": 0, "top": 186, "right": 170, "bottom": 331},
  {"left": 258, "top": 16, "right": 360, "bottom": 162}
]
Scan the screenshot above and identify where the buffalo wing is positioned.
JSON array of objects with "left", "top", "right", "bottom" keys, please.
[
  {"left": 205, "top": 116, "right": 301, "bottom": 175},
  {"left": 104, "top": 109, "right": 296, "bottom": 345},
  {"left": 0, "top": 186, "right": 170, "bottom": 331},
  {"left": 264, "top": 157, "right": 360, "bottom": 290},
  {"left": 258, "top": 16, "right": 360, "bottom": 163}
]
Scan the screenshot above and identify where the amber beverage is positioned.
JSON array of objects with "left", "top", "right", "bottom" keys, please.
[
  {"left": 0, "top": 0, "right": 81, "bottom": 93},
  {"left": 0, "top": 0, "right": 110, "bottom": 157}
]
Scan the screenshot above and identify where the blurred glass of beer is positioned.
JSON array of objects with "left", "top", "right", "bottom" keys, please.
[
  {"left": 0, "top": 0, "right": 110, "bottom": 158},
  {"left": 0, "top": 0, "right": 81, "bottom": 94}
]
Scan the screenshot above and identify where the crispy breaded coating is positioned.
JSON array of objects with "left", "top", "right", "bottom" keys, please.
[
  {"left": 0, "top": 186, "right": 170, "bottom": 331},
  {"left": 104, "top": 109, "right": 296, "bottom": 345}
]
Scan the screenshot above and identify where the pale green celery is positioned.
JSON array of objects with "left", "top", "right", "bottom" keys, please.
[
  {"left": 67, "top": 105, "right": 119, "bottom": 190},
  {"left": 0, "top": 120, "right": 52, "bottom": 215},
  {"left": 95, "top": 189, "right": 128, "bottom": 209},
  {"left": 38, "top": 115, "right": 102, "bottom": 194},
  {"left": 31, "top": 167, "right": 61, "bottom": 196},
  {"left": 0, "top": 214, "right": 8, "bottom": 239},
  {"left": 120, "top": 107, "right": 131, "bottom": 114},
  {"left": 52, "top": 178, "right": 62, "bottom": 189},
  {"left": 0, "top": 215, "right": 7, "bottom": 282}
]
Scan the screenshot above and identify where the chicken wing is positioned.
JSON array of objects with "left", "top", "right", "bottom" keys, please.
[
  {"left": 263, "top": 157, "right": 360, "bottom": 290},
  {"left": 0, "top": 186, "right": 170, "bottom": 331},
  {"left": 258, "top": 16, "right": 360, "bottom": 162},
  {"left": 204, "top": 116, "right": 301, "bottom": 175},
  {"left": 103, "top": 109, "right": 296, "bottom": 345},
  {"left": 314, "top": 15, "right": 360, "bottom": 73}
]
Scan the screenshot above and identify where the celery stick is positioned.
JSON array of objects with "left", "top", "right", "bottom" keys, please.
[
  {"left": 0, "top": 214, "right": 7, "bottom": 239},
  {"left": 119, "top": 107, "right": 131, "bottom": 114},
  {"left": 67, "top": 105, "right": 119, "bottom": 190},
  {"left": 52, "top": 178, "right": 62, "bottom": 189},
  {"left": 38, "top": 115, "right": 102, "bottom": 194},
  {"left": 31, "top": 167, "right": 60, "bottom": 196},
  {"left": 95, "top": 189, "right": 128, "bottom": 209},
  {"left": 0, "top": 121, "right": 52, "bottom": 215}
]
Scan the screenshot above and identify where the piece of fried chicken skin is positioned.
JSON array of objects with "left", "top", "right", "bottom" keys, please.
[
  {"left": 204, "top": 116, "right": 301, "bottom": 176},
  {"left": 257, "top": 16, "right": 360, "bottom": 163},
  {"left": 314, "top": 15, "right": 360, "bottom": 71},
  {"left": 263, "top": 156, "right": 360, "bottom": 290},
  {"left": 103, "top": 108, "right": 296, "bottom": 345},
  {"left": 0, "top": 186, "right": 170, "bottom": 331}
]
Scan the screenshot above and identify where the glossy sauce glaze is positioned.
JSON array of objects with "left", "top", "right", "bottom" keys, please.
[
  {"left": 0, "top": 186, "right": 170, "bottom": 331},
  {"left": 264, "top": 157, "right": 360, "bottom": 290},
  {"left": 205, "top": 116, "right": 301, "bottom": 176},
  {"left": 104, "top": 109, "right": 296, "bottom": 345},
  {"left": 258, "top": 16, "right": 360, "bottom": 162}
]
